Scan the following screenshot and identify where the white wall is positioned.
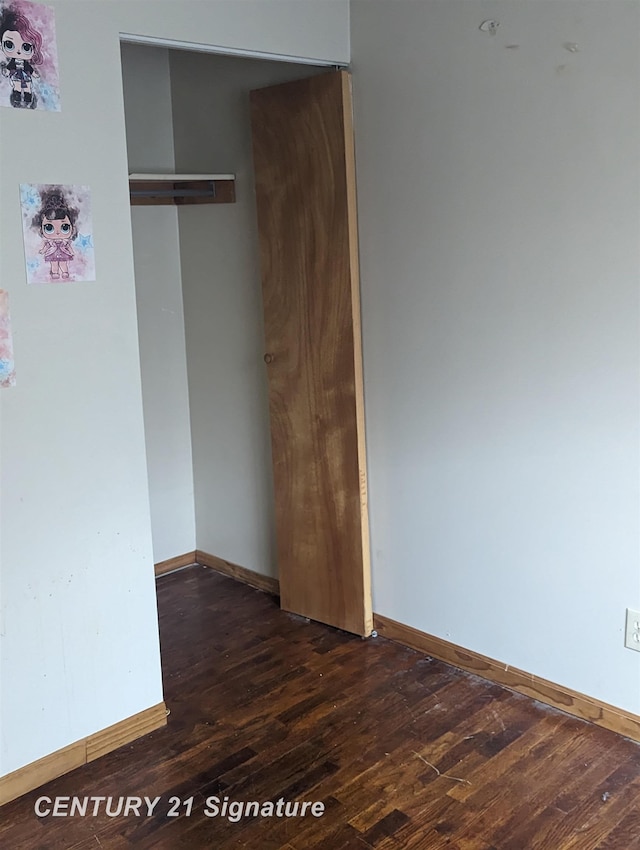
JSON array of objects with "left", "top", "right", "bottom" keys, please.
[
  {"left": 169, "top": 53, "right": 324, "bottom": 576},
  {"left": 121, "top": 43, "right": 196, "bottom": 564},
  {"left": 351, "top": 0, "right": 640, "bottom": 712},
  {"left": 0, "top": 0, "right": 349, "bottom": 777}
]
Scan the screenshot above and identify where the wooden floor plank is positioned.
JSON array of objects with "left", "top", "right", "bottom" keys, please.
[{"left": 1, "top": 565, "right": 640, "bottom": 849}]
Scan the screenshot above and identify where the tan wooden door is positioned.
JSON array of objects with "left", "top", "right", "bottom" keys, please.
[{"left": 250, "top": 71, "right": 372, "bottom": 637}]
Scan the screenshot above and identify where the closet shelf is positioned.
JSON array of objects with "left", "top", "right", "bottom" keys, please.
[{"left": 129, "top": 173, "right": 236, "bottom": 206}]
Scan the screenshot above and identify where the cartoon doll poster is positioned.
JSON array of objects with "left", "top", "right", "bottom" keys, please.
[
  {"left": 0, "top": 0, "right": 60, "bottom": 110},
  {"left": 0, "top": 290, "right": 16, "bottom": 388},
  {"left": 20, "top": 184, "right": 96, "bottom": 283}
]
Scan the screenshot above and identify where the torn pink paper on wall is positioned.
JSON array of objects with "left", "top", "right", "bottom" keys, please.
[{"left": 0, "top": 289, "right": 16, "bottom": 387}]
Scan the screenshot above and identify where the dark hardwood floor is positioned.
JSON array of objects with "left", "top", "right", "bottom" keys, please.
[{"left": 3, "top": 565, "right": 640, "bottom": 849}]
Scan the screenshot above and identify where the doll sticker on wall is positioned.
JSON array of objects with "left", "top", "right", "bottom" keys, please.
[
  {"left": 0, "top": 0, "right": 60, "bottom": 110},
  {"left": 20, "top": 184, "right": 96, "bottom": 283}
]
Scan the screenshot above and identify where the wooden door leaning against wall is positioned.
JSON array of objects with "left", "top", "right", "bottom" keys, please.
[{"left": 250, "top": 70, "right": 372, "bottom": 638}]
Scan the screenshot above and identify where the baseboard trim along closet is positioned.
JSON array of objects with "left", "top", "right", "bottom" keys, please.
[
  {"left": 196, "top": 549, "right": 280, "bottom": 596},
  {"left": 374, "top": 614, "right": 640, "bottom": 743},
  {"left": 0, "top": 702, "right": 167, "bottom": 806},
  {"left": 158, "top": 553, "right": 640, "bottom": 743},
  {"left": 154, "top": 551, "right": 198, "bottom": 576}
]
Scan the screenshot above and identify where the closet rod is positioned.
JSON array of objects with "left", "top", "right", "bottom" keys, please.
[
  {"left": 130, "top": 185, "right": 217, "bottom": 199},
  {"left": 129, "top": 175, "right": 236, "bottom": 206}
]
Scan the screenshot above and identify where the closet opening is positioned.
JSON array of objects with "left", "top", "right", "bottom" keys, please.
[{"left": 119, "top": 41, "right": 326, "bottom": 590}]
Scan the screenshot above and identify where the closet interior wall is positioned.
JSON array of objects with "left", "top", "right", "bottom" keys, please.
[
  {"left": 121, "top": 43, "right": 195, "bottom": 565},
  {"left": 122, "top": 45, "right": 323, "bottom": 577}
]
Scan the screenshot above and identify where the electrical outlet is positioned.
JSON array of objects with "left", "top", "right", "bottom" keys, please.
[{"left": 625, "top": 608, "right": 640, "bottom": 651}]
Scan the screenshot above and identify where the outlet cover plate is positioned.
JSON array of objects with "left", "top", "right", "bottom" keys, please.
[{"left": 625, "top": 608, "right": 640, "bottom": 652}]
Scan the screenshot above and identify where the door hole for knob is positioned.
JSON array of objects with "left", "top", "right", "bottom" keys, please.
[{"left": 264, "top": 353, "right": 274, "bottom": 364}]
